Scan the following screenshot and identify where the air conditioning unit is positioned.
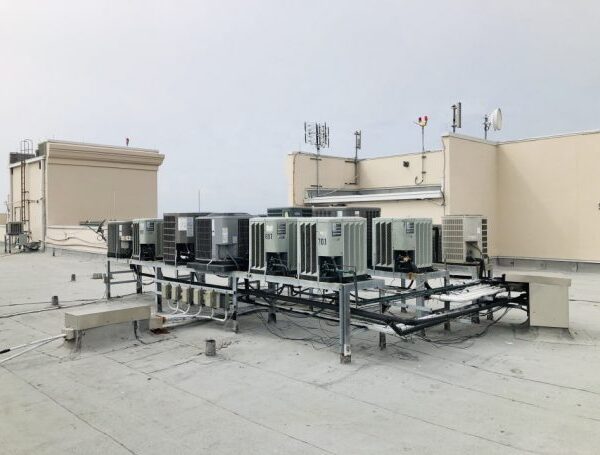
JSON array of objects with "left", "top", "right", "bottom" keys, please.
[
  {"left": 132, "top": 218, "right": 163, "bottom": 261},
  {"left": 107, "top": 221, "right": 133, "bottom": 258},
  {"left": 373, "top": 218, "right": 432, "bottom": 273},
  {"left": 162, "top": 212, "right": 209, "bottom": 265},
  {"left": 192, "top": 214, "right": 250, "bottom": 270},
  {"left": 249, "top": 217, "right": 298, "bottom": 275},
  {"left": 312, "top": 206, "right": 381, "bottom": 268},
  {"left": 267, "top": 206, "right": 313, "bottom": 217},
  {"left": 297, "top": 217, "right": 367, "bottom": 282},
  {"left": 442, "top": 215, "right": 488, "bottom": 264},
  {"left": 6, "top": 221, "right": 23, "bottom": 236}
]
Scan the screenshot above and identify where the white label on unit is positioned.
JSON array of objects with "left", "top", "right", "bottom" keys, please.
[
  {"left": 222, "top": 227, "right": 229, "bottom": 243},
  {"left": 211, "top": 219, "right": 215, "bottom": 236},
  {"left": 178, "top": 217, "right": 187, "bottom": 231},
  {"left": 186, "top": 218, "right": 193, "bottom": 236},
  {"left": 265, "top": 224, "right": 274, "bottom": 233},
  {"left": 337, "top": 210, "right": 343, "bottom": 217},
  {"left": 477, "top": 228, "right": 481, "bottom": 234},
  {"left": 232, "top": 235, "right": 238, "bottom": 244}
]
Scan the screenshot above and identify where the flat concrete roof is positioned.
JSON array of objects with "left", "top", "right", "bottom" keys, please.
[{"left": 1, "top": 251, "right": 599, "bottom": 453}]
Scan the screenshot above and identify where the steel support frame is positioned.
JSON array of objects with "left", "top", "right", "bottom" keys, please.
[{"left": 239, "top": 272, "right": 385, "bottom": 364}]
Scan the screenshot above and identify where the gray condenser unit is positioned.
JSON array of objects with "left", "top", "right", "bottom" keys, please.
[
  {"left": 249, "top": 217, "right": 297, "bottom": 275},
  {"left": 6, "top": 221, "right": 23, "bottom": 236},
  {"left": 132, "top": 218, "right": 163, "bottom": 261},
  {"left": 192, "top": 214, "right": 250, "bottom": 271},
  {"left": 312, "top": 206, "right": 380, "bottom": 268},
  {"left": 373, "top": 218, "right": 432, "bottom": 273},
  {"left": 298, "top": 217, "right": 367, "bottom": 282},
  {"left": 162, "top": 212, "right": 209, "bottom": 265},
  {"left": 442, "top": 215, "right": 488, "bottom": 263},
  {"left": 107, "top": 221, "right": 133, "bottom": 258},
  {"left": 267, "top": 207, "right": 313, "bottom": 217}
]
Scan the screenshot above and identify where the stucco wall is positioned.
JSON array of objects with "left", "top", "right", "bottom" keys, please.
[
  {"left": 287, "top": 131, "right": 600, "bottom": 263},
  {"left": 8, "top": 141, "right": 164, "bottom": 245},
  {"left": 287, "top": 150, "right": 444, "bottom": 207},
  {"left": 45, "top": 141, "right": 163, "bottom": 226},
  {"left": 46, "top": 225, "right": 106, "bottom": 254},
  {"left": 497, "top": 132, "right": 600, "bottom": 262},
  {"left": 358, "top": 151, "right": 444, "bottom": 189},
  {"left": 445, "top": 135, "right": 498, "bottom": 256},
  {"left": 9, "top": 158, "right": 45, "bottom": 242}
]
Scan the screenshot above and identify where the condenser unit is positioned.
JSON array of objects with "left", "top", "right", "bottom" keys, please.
[
  {"left": 249, "top": 217, "right": 297, "bottom": 275},
  {"left": 132, "top": 218, "right": 163, "bottom": 261},
  {"left": 162, "top": 212, "right": 209, "bottom": 265},
  {"left": 312, "top": 206, "right": 380, "bottom": 268},
  {"left": 191, "top": 214, "right": 250, "bottom": 271},
  {"left": 107, "top": 221, "right": 133, "bottom": 258},
  {"left": 297, "top": 217, "right": 367, "bottom": 282},
  {"left": 373, "top": 218, "right": 432, "bottom": 273},
  {"left": 267, "top": 207, "right": 313, "bottom": 217},
  {"left": 442, "top": 215, "right": 488, "bottom": 263},
  {"left": 6, "top": 221, "right": 23, "bottom": 236}
]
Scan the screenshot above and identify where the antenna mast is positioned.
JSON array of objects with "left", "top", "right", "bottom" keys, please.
[
  {"left": 304, "top": 122, "right": 330, "bottom": 197},
  {"left": 451, "top": 102, "right": 462, "bottom": 133}
]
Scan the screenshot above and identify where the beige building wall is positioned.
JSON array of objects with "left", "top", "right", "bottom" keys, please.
[
  {"left": 287, "top": 150, "right": 445, "bottom": 221},
  {"left": 8, "top": 140, "right": 164, "bottom": 246},
  {"left": 497, "top": 132, "right": 600, "bottom": 262},
  {"left": 9, "top": 158, "right": 45, "bottom": 242},
  {"left": 445, "top": 135, "right": 498, "bottom": 255},
  {"left": 45, "top": 225, "right": 106, "bottom": 254},
  {"left": 287, "top": 130, "right": 600, "bottom": 263}
]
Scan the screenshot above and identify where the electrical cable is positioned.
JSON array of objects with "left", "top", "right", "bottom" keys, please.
[
  {"left": 415, "top": 306, "right": 514, "bottom": 346},
  {"left": 0, "top": 335, "right": 65, "bottom": 365},
  {"left": 0, "top": 291, "right": 146, "bottom": 319}
]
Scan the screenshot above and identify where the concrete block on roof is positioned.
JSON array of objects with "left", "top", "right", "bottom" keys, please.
[{"left": 64, "top": 302, "right": 151, "bottom": 330}]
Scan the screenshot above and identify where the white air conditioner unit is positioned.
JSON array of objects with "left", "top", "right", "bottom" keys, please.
[
  {"left": 297, "top": 217, "right": 367, "bottom": 281},
  {"left": 249, "top": 217, "right": 298, "bottom": 275},
  {"left": 373, "top": 218, "right": 432, "bottom": 272},
  {"left": 442, "top": 215, "right": 488, "bottom": 264}
]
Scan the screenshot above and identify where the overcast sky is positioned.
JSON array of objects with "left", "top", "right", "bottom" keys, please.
[{"left": 1, "top": 1, "right": 599, "bottom": 214}]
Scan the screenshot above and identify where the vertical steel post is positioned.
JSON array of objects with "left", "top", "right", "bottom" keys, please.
[
  {"left": 339, "top": 284, "right": 352, "bottom": 364},
  {"left": 135, "top": 265, "right": 142, "bottom": 294},
  {"left": 267, "top": 282, "right": 277, "bottom": 323},
  {"left": 230, "top": 276, "right": 239, "bottom": 333},
  {"left": 106, "top": 260, "right": 111, "bottom": 300},
  {"left": 415, "top": 275, "right": 426, "bottom": 318},
  {"left": 155, "top": 266, "right": 163, "bottom": 312},
  {"left": 378, "top": 288, "right": 387, "bottom": 350},
  {"left": 443, "top": 271, "right": 451, "bottom": 331}
]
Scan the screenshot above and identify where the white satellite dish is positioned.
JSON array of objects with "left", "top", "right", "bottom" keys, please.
[{"left": 490, "top": 108, "right": 502, "bottom": 131}]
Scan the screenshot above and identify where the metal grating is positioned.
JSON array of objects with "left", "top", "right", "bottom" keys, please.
[
  {"left": 250, "top": 220, "right": 265, "bottom": 270},
  {"left": 267, "top": 207, "right": 313, "bottom": 217},
  {"left": 374, "top": 220, "right": 392, "bottom": 267},
  {"left": 482, "top": 218, "right": 488, "bottom": 255},
  {"left": 194, "top": 218, "right": 212, "bottom": 260},
  {"left": 442, "top": 217, "right": 465, "bottom": 262},
  {"left": 132, "top": 222, "right": 140, "bottom": 258},
  {"left": 313, "top": 207, "right": 380, "bottom": 267},
  {"left": 162, "top": 215, "right": 177, "bottom": 264},
  {"left": 299, "top": 221, "right": 317, "bottom": 275},
  {"left": 237, "top": 218, "right": 250, "bottom": 261}
]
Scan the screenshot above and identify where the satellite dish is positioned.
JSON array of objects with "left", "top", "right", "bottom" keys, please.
[{"left": 490, "top": 108, "right": 502, "bottom": 131}]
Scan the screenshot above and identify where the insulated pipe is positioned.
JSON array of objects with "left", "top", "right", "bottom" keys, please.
[{"left": 429, "top": 285, "right": 503, "bottom": 303}]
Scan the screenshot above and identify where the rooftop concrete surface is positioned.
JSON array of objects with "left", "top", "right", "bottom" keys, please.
[{"left": 1, "top": 250, "right": 599, "bottom": 454}]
